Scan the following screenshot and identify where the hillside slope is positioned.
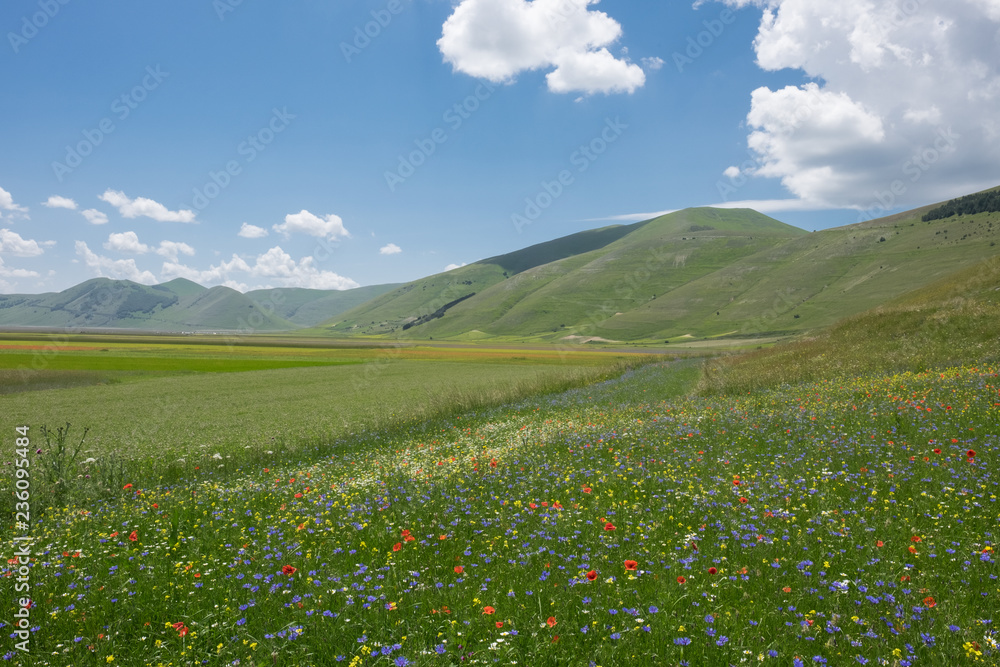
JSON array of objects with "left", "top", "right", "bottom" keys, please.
[
  {"left": 324, "top": 208, "right": 806, "bottom": 338},
  {"left": 699, "top": 254, "right": 1000, "bottom": 393},
  {"left": 0, "top": 279, "right": 400, "bottom": 331}
]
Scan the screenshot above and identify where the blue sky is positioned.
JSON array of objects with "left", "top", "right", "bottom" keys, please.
[{"left": 1, "top": 0, "right": 998, "bottom": 293}]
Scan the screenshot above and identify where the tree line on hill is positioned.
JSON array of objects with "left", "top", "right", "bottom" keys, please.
[{"left": 923, "top": 190, "right": 1000, "bottom": 221}]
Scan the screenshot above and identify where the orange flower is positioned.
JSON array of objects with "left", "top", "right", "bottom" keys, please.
[
  {"left": 282, "top": 565, "right": 297, "bottom": 576},
  {"left": 782, "top": 586, "right": 792, "bottom": 593},
  {"left": 392, "top": 542, "right": 402, "bottom": 552},
  {"left": 454, "top": 566, "right": 464, "bottom": 574},
  {"left": 908, "top": 546, "right": 917, "bottom": 554},
  {"left": 739, "top": 497, "right": 749, "bottom": 504},
  {"left": 876, "top": 541, "right": 884, "bottom": 547},
  {"left": 586, "top": 570, "right": 597, "bottom": 581},
  {"left": 482, "top": 606, "right": 495, "bottom": 615},
  {"left": 911, "top": 535, "right": 922, "bottom": 543},
  {"left": 677, "top": 576, "right": 687, "bottom": 584},
  {"left": 604, "top": 522, "right": 616, "bottom": 531},
  {"left": 123, "top": 484, "right": 132, "bottom": 490},
  {"left": 923, "top": 596, "right": 936, "bottom": 608},
  {"left": 624, "top": 560, "right": 638, "bottom": 571},
  {"left": 129, "top": 531, "right": 138, "bottom": 542},
  {"left": 546, "top": 616, "right": 557, "bottom": 628},
  {"left": 582, "top": 487, "right": 592, "bottom": 494}
]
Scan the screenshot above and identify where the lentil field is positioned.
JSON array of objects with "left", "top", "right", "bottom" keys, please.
[{"left": 2, "top": 360, "right": 998, "bottom": 666}]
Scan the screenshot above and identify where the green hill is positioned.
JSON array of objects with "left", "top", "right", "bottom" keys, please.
[
  {"left": 0, "top": 279, "right": 400, "bottom": 332},
  {"left": 321, "top": 190, "right": 1000, "bottom": 343},
  {"left": 245, "top": 284, "right": 401, "bottom": 327}
]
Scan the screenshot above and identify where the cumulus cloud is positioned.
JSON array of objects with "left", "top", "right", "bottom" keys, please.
[
  {"left": 0, "top": 187, "right": 28, "bottom": 219},
  {"left": 161, "top": 245, "right": 360, "bottom": 291},
  {"left": 81, "top": 209, "right": 109, "bottom": 225},
  {"left": 0, "top": 229, "right": 51, "bottom": 257},
  {"left": 438, "top": 0, "right": 647, "bottom": 95},
  {"left": 43, "top": 195, "right": 78, "bottom": 210},
  {"left": 273, "top": 210, "right": 350, "bottom": 240},
  {"left": 155, "top": 240, "right": 195, "bottom": 263},
  {"left": 104, "top": 231, "right": 150, "bottom": 255},
  {"left": 712, "top": 0, "right": 1000, "bottom": 209},
  {"left": 0, "top": 257, "right": 40, "bottom": 279},
  {"left": 238, "top": 223, "right": 269, "bottom": 239},
  {"left": 379, "top": 243, "right": 402, "bottom": 255},
  {"left": 75, "top": 241, "right": 157, "bottom": 284},
  {"left": 98, "top": 189, "right": 197, "bottom": 223}
]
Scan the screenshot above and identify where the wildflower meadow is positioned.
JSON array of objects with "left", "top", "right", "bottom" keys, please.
[{"left": 3, "top": 361, "right": 998, "bottom": 666}]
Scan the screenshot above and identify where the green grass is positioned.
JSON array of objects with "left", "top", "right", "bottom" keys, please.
[{"left": 698, "top": 255, "right": 1000, "bottom": 394}]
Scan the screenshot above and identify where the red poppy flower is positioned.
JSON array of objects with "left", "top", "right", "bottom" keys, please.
[
  {"left": 496, "top": 621, "right": 504, "bottom": 628},
  {"left": 933, "top": 448, "right": 941, "bottom": 454},
  {"left": 582, "top": 487, "right": 592, "bottom": 494},
  {"left": 152, "top": 503, "right": 158, "bottom": 509},
  {"left": 294, "top": 493, "right": 303, "bottom": 499},
  {"left": 282, "top": 565, "right": 297, "bottom": 576},
  {"left": 454, "top": 566, "right": 464, "bottom": 574},
  {"left": 968, "top": 450, "right": 976, "bottom": 458},
  {"left": 708, "top": 567, "right": 717, "bottom": 575},
  {"left": 782, "top": 586, "right": 792, "bottom": 593},
  {"left": 604, "top": 522, "right": 616, "bottom": 531},
  {"left": 911, "top": 535, "right": 922, "bottom": 543},
  {"left": 739, "top": 497, "right": 749, "bottom": 504},
  {"left": 900, "top": 575, "right": 910, "bottom": 582},
  {"left": 123, "top": 484, "right": 132, "bottom": 490},
  {"left": 923, "top": 596, "right": 936, "bottom": 608},
  {"left": 404, "top": 535, "right": 415, "bottom": 542},
  {"left": 109, "top": 532, "right": 118, "bottom": 539},
  {"left": 392, "top": 542, "right": 402, "bottom": 552},
  {"left": 129, "top": 531, "right": 138, "bottom": 542},
  {"left": 908, "top": 546, "right": 917, "bottom": 554},
  {"left": 876, "top": 541, "right": 884, "bottom": 548},
  {"left": 193, "top": 573, "right": 201, "bottom": 578},
  {"left": 677, "top": 576, "right": 686, "bottom": 584},
  {"left": 624, "top": 560, "right": 638, "bottom": 571},
  {"left": 482, "top": 606, "right": 495, "bottom": 615},
  {"left": 586, "top": 569, "right": 597, "bottom": 581},
  {"left": 546, "top": 616, "right": 557, "bottom": 628}
]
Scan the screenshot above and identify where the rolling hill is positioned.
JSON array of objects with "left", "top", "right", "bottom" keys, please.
[
  {"left": 0, "top": 278, "right": 400, "bottom": 332},
  {"left": 3, "top": 187, "right": 997, "bottom": 339},
  {"left": 321, "top": 192, "right": 1000, "bottom": 342}
]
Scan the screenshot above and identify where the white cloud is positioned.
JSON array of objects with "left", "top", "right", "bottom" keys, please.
[
  {"left": 379, "top": 243, "right": 402, "bottom": 255},
  {"left": 445, "top": 262, "right": 468, "bottom": 271},
  {"left": 43, "top": 195, "right": 78, "bottom": 210},
  {"left": 641, "top": 56, "right": 666, "bottom": 71},
  {"left": 155, "top": 241, "right": 195, "bottom": 263},
  {"left": 98, "top": 189, "right": 197, "bottom": 223},
  {"left": 273, "top": 210, "right": 350, "bottom": 240},
  {"left": 438, "top": 0, "right": 647, "bottom": 95},
  {"left": 0, "top": 229, "right": 50, "bottom": 257},
  {"left": 75, "top": 241, "right": 158, "bottom": 284},
  {"left": 238, "top": 222, "right": 269, "bottom": 239},
  {"left": 711, "top": 0, "right": 1000, "bottom": 208},
  {"left": 723, "top": 166, "right": 742, "bottom": 179},
  {"left": 0, "top": 257, "right": 40, "bottom": 279},
  {"left": 81, "top": 209, "right": 109, "bottom": 225},
  {"left": 104, "top": 231, "right": 150, "bottom": 255},
  {"left": 161, "top": 245, "right": 360, "bottom": 291},
  {"left": 0, "top": 187, "right": 28, "bottom": 219}
]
